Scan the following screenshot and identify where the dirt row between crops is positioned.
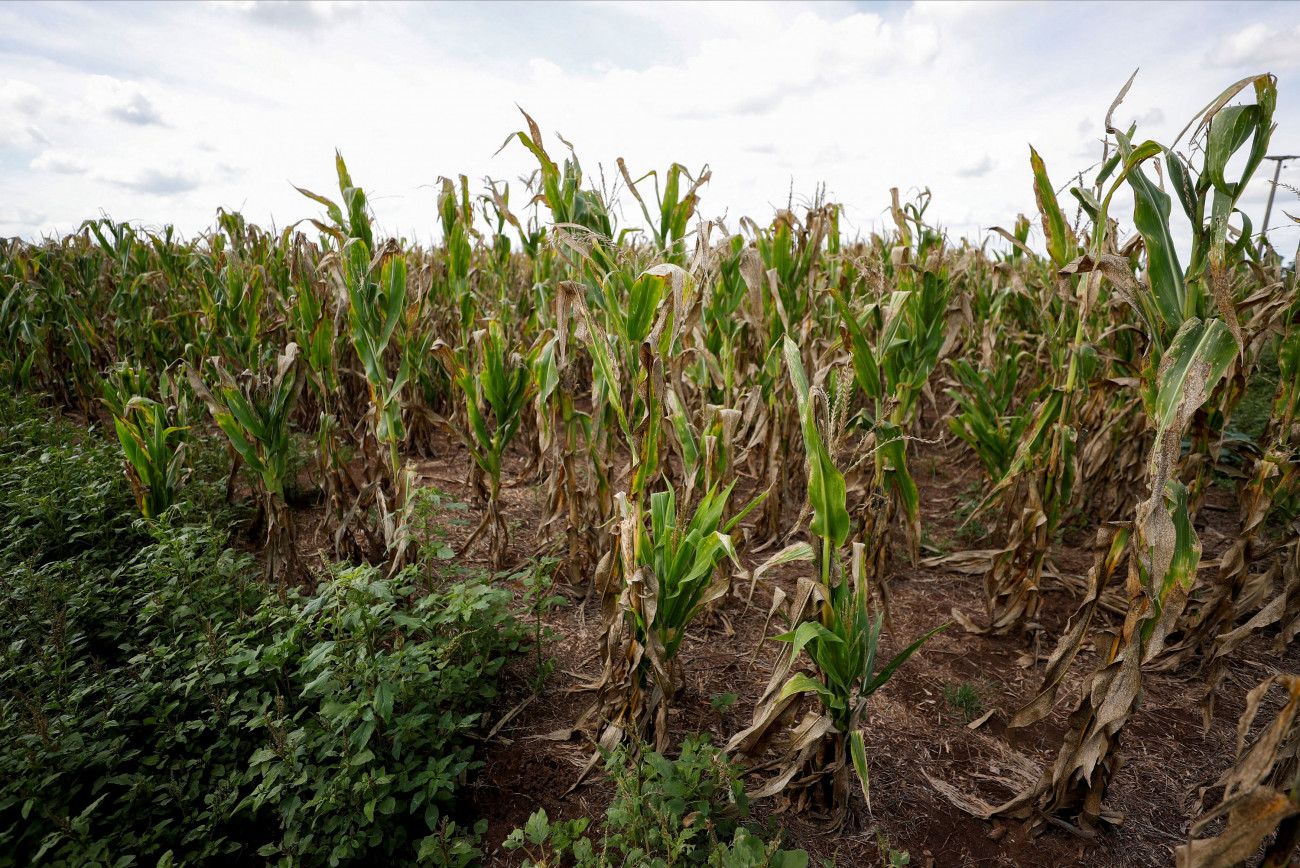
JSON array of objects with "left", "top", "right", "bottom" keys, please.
[{"left": 278, "top": 410, "right": 1297, "bottom": 868}]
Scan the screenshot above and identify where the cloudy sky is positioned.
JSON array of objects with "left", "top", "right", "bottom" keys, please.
[{"left": 1, "top": 0, "right": 1298, "bottom": 258}]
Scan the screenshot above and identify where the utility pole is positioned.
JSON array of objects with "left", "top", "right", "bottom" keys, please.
[{"left": 1260, "top": 154, "right": 1299, "bottom": 257}]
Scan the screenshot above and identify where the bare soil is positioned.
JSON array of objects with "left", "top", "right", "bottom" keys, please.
[{"left": 273, "top": 407, "right": 1300, "bottom": 868}]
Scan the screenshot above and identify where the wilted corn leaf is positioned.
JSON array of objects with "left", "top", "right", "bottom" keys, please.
[
  {"left": 1007, "top": 525, "right": 1129, "bottom": 730},
  {"left": 1177, "top": 674, "right": 1300, "bottom": 868},
  {"left": 1029, "top": 146, "right": 1077, "bottom": 270}
]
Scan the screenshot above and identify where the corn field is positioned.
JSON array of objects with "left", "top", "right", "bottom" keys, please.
[{"left": 5, "top": 74, "right": 1300, "bottom": 867}]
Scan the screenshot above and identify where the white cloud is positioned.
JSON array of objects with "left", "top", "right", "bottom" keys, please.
[
  {"left": 30, "top": 148, "right": 202, "bottom": 194},
  {"left": 1131, "top": 107, "right": 1165, "bottom": 128},
  {"left": 0, "top": 0, "right": 1294, "bottom": 261},
  {"left": 0, "top": 80, "right": 46, "bottom": 116},
  {"left": 0, "top": 80, "right": 52, "bottom": 149},
  {"left": 30, "top": 150, "right": 89, "bottom": 174},
  {"left": 956, "top": 155, "right": 995, "bottom": 178},
  {"left": 110, "top": 167, "right": 201, "bottom": 195},
  {"left": 1208, "top": 23, "right": 1300, "bottom": 69},
  {"left": 107, "top": 92, "right": 164, "bottom": 126},
  {"left": 86, "top": 76, "right": 165, "bottom": 126},
  {"left": 592, "top": 6, "right": 941, "bottom": 122},
  {"left": 0, "top": 124, "right": 49, "bottom": 150},
  {"left": 212, "top": 0, "right": 360, "bottom": 30},
  {"left": 0, "top": 205, "right": 46, "bottom": 230}
]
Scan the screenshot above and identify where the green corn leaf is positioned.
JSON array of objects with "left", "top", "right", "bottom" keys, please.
[
  {"left": 777, "top": 671, "right": 834, "bottom": 702},
  {"left": 783, "top": 334, "right": 812, "bottom": 403},
  {"left": 379, "top": 255, "right": 407, "bottom": 349},
  {"left": 220, "top": 391, "right": 265, "bottom": 443},
  {"left": 560, "top": 282, "right": 629, "bottom": 439},
  {"left": 211, "top": 411, "right": 259, "bottom": 468},
  {"left": 875, "top": 422, "right": 920, "bottom": 525},
  {"left": 650, "top": 487, "right": 677, "bottom": 546},
  {"left": 1095, "top": 130, "right": 1130, "bottom": 185},
  {"left": 783, "top": 336, "right": 850, "bottom": 548},
  {"left": 830, "top": 288, "right": 881, "bottom": 403},
  {"left": 1071, "top": 186, "right": 1101, "bottom": 222},
  {"left": 723, "top": 486, "right": 769, "bottom": 534},
  {"left": 973, "top": 388, "right": 1064, "bottom": 517},
  {"left": 294, "top": 185, "right": 344, "bottom": 228},
  {"left": 533, "top": 337, "right": 560, "bottom": 404},
  {"left": 1158, "top": 480, "right": 1200, "bottom": 600},
  {"left": 849, "top": 730, "right": 870, "bottom": 808},
  {"left": 667, "top": 391, "right": 699, "bottom": 472},
  {"left": 1164, "top": 150, "right": 1198, "bottom": 225},
  {"left": 863, "top": 621, "right": 950, "bottom": 697},
  {"left": 1119, "top": 140, "right": 1185, "bottom": 332},
  {"left": 774, "top": 620, "right": 843, "bottom": 662},
  {"left": 625, "top": 272, "right": 666, "bottom": 346},
  {"left": 113, "top": 417, "right": 147, "bottom": 467},
  {"left": 1206, "top": 105, "right": 1260, "bottom": 197}
]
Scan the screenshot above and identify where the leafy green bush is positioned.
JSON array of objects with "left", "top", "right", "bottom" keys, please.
[
  {"left": 0, "top": 396, "right": 526, "bottom": 867},
  {"left": 506, "top": 736, "right": 808, "bottom": 868},
  {"left": 235, "top": 566, "right": 523, "bottom": 866},
  {"left": 0, "top": 517, "right": 266, "bottom": 866},
  {"left": 0, "top": 393, "right": 143, "bottom": 566}
]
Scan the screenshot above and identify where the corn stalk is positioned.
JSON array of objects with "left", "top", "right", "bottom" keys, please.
[
  {"left": 562, "top": 263, "right": 755, "bottom": 784},
  {"left": 433, "top": 321, "right": 535, "bottom": 571},
  {"left": 101, "top": 365, "right": 190, "bottom": 522},
  {"left": 832, "top": 252, "right": 950, "bottom": 622},
  {"left": 995, "top": 74, "right": 1274, "bottom": 831},
  {"left": 187, "top": 344, "right": 305, "bottom": 583},
  {"left": 958, "top": 145, "right": 1083, "bottom": 635},
  {"left": 300, "top": 154, "right": 417, "bottom": 573},
  {"left": 725, "top": 337, "right": 946, "bottom": 825}
]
